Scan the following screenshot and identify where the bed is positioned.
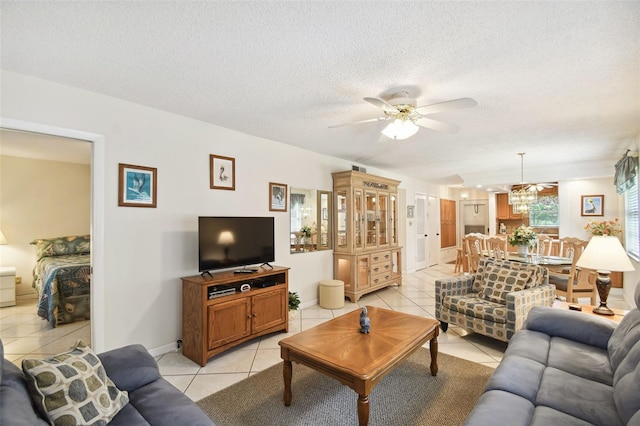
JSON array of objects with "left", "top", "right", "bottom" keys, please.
[{"left": 31, "top": 235, "right": 91, "bottom": 328}]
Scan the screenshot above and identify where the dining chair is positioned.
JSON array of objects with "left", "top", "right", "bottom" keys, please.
[
  {"left": 558, "top": 237, "right": 584, "bottom": 259},
  {"left": 549, "top": 240, "right": 597, "bottom": 304},
  {"left": 536, "top": 235, "right": 553, "bottom": 257},
  {"left": 486, "top": 236, "right": 508, "bottom": 260},
  {"left": 464, "top": 235, "right": 484, "bottom": 273}
]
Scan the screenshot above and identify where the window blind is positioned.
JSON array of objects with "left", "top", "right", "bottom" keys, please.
[{"left": 625, "top": 176, "right": 639, "bottom": 260}]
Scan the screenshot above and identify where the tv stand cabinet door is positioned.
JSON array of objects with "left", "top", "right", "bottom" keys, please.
[
  {"left": 207, "top": 297, "right": 251, "bottom": 350},
  {"left": 251, "top": 287, "right": 287, "bottom": 334}
]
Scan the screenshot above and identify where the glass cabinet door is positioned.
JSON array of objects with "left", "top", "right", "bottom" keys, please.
[
  {"left": 365, "top": 191, "right": 377, "bottom": 248},
  {"left": 378, "top": 192, "right": 389, "bottom": 246},
  {"left": 336, "top": 191, "right": 347, "bottom": 250},
  {"left": 390, "top": 194, "right": 397, "bottom": 245},
  {"left": 354, "top": 189, "right": 364, "bottom": 250}
]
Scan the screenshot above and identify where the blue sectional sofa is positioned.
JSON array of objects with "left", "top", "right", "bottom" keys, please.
[
  {"left": 465, "top": 284, "right": 640, "bottom": 426},
  {"left": 0, "top": 339, "right": 215, "bottom": 425}
]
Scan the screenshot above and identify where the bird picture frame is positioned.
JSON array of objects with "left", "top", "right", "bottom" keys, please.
[
  {"left": 118, "top": 163, "right": 157, "bottom": 208},
  {"left": 210, "top": 154, "right": 235, "bottom": 191},
  {"left": 581, "top": 194, "right": 604, "bottom": 216}
]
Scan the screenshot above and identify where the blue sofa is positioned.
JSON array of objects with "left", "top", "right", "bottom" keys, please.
[
  {"left": 465, "top": 284, "right": 640, "bottom": 426},
  {"left": 0, "top": 340, "right": 214, "bottom": 425}
]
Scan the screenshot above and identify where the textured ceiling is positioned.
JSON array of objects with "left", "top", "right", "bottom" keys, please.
[{"left": 1, "top": 1, "right": 639, "bottom": 189}]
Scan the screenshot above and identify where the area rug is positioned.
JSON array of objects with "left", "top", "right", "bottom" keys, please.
[{"left": 197, "top": 349, "right": 493, "bottom": 426}]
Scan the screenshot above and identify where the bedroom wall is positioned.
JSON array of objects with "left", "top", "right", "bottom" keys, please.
[
  {"left": 1, "top": 70, "right": 438, "bottom": 353},
  {"left": 0, "top": 155, "right": 91, "bottom": 296}
]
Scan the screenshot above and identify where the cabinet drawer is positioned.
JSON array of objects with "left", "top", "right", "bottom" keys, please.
[
  {"left": 0, "top": 277, "right": 15, "bottom": 290},
  {"left": 370, "top": 252, "right": 391, "bottom": 265},
  {"left": 370, "top": 262, "right": 391, "bottom": 275},
  {"left": 0, "top": 287, "right": 16, "bottom": 305},
  {"left": 371, "top": 272, "right": 391, "bottom": 287}
]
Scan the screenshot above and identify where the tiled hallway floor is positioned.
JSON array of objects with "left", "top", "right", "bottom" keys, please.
[{"left": 1, "top": 263, "right": 630, "bottom": 402}]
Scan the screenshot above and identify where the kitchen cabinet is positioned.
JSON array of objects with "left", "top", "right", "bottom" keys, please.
[{"left": 496, "top": 193, "right": 523, "bottom": 219}]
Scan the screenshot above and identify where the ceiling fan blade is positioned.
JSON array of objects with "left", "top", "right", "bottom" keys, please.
[
  {"left": 328, "top": 116, "right": 388, "bottom": 129},
  {"left": 414, "top": 98, "right": 477, "bottom": 115},
  {"left": 415, "top": 117, "right": 459, "bottom": 134},
  {"left": 363, "top": 97, "right": 399, "bottom": 113}
]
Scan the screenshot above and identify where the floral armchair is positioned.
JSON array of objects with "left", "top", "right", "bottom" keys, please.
[{"left": 435, "top": 257, "right": 554, "bottom": 342}]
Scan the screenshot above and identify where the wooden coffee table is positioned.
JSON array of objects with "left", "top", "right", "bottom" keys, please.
[{"left": 279, "top": 306, "right": 439, "bottom": 426}]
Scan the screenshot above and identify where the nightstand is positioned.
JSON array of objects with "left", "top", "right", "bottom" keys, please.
[{"left": 0, "top": 266, "right": 16, "bottom": 307}]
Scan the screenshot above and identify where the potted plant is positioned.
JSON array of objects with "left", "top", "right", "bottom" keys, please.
[
  {"left": 507, "top": 225, "right": 537, "bottom": 256},
  {"left": 288, "top": 291, "right": 301, "bottom": 320}
]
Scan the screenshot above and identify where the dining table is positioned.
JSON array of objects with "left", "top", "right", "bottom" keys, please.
[{"left": 504, "top": 253, "right": 572, "bottom": 272}]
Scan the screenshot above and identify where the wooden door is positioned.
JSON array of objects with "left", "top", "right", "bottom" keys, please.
[{"left": 440, "top": 199, "right": 457, "bottom": 249}]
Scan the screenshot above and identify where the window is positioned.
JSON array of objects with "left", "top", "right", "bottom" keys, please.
[
  {"left": 529, "top": 195, "right": 559, "bottom": 227},
  {"left": 625, "top": 176, "right": 639, "bottom": 260}
]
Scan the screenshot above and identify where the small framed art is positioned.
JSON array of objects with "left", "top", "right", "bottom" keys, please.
[
  {"left": 269, "top": 182, "right": 287, "bottom": 212},
  {"left": 407, "top": 205, "right": 415, "bottom": 218},
  {"left": 581, "top": 195, "right": 604, "bottom": 216},
  {"left": 118, "top": 163, "right": 157, "bottom": 208},
  {"left": 210, "top": 154, "right": 235, "bottom": 190}
]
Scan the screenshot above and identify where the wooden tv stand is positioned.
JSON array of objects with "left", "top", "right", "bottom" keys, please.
[{"left": 181, "top": 265, "right": 290, "bottom": 366}]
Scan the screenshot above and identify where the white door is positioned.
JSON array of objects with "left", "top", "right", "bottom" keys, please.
[
  {"left": 428, "top": 196, "right": 440, "bottom": 266},
  {"left": 415, "top": 194, "right": 427, "bottom": 270}
]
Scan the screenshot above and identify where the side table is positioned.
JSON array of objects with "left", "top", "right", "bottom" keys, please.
[
  {"left": 0, "top": 266, "right": 16, "bottom": 307},
  {"left": 552, "top": 300, "right": 627, "bottom": 324}
]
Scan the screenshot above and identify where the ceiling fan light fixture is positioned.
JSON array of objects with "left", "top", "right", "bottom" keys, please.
[{"left": 381, "top": 119, "right": 419, "bottom": 140}]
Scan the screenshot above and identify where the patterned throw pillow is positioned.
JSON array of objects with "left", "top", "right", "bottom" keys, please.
[
  {"left": 22, "top": 340, "right": 128, "bottom": 425},
  {"left": 480, "top": 264, "right": 533, "bottom": 304},
  {"left": 30, "top": 235, "right": 91, "bottom": 260}
]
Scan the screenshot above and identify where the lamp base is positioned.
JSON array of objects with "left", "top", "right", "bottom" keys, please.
[
  {"left": 593, "top": 305, "right": 615, "bottom": 316},
  {"left": 593, "top": 271, "right": 615, "bottom": 316}
]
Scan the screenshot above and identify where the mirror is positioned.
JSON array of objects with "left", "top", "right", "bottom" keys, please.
[{"left": 290, "top": 188, "right": 332, "bottom": 253}]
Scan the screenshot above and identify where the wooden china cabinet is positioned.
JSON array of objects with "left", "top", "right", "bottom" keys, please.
[{"left": 332, "top": 170, "right": 402, "bottom": 302}]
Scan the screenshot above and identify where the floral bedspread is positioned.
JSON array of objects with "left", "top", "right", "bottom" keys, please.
[{"left": 32, "top": 253, "right": 91, "bottom": 327}]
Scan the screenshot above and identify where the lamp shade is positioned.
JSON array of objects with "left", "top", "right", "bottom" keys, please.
[
  {"left": 381, "top": 119, "right": 419, "bottom": 140},
  {"left": 217, "top": 230, "right": 235, "bottom": 245},
  {"left": 576, "top": 236, "right": 635, "bottom": 272},
  {"left": 0, "top": 229, "right": 7, "bottom": 245}
]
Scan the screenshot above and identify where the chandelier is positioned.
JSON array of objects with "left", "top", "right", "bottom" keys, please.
[{"left": 508, "top": 153, "right": 537, "bottom": 214}]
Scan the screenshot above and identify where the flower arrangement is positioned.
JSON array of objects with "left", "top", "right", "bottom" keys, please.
[
  {"left": 584, "top": 218, "right": 621, "bottom": 236},
  {"left": 507, "top": 225, "right": 537, "bottom": 247},
  {"left": 300, "top": 225, "right": 312, "bottom": 238}
]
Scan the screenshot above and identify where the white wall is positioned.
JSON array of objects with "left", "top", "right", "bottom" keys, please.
[
  {"left": 558, "top": 177, "right": 621, "bottom": 239},
  {"left": 1, "top": 71, "right": 435, "bottom": 353},
  {"left": 0, "top": 156, "right": 91, "bottom": 296}
]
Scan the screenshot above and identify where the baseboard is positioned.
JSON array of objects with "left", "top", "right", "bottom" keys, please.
[{"left": 148, "top": 341, "right": 179, "bottom": 358}]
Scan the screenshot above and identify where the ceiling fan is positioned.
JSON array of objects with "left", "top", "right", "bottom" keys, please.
[
  {"left": 329, "top": 91, "right": 477, "bottom": 140},
  {"left": 511, "top": 153, "right": 557, "bottom": 192}
]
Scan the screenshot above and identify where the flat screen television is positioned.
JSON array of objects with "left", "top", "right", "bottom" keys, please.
[{"left": 198, "top": 216, "right": 275, "bottom": 273}]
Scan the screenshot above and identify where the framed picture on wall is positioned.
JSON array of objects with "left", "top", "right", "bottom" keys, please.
[
  {"left": 269, "top": 182, "right": 287, "bottom": 212},
  {"left": 407, "top": 205, "right": 415, "bottom": 218},
  {"left": 210, "top": 154, "right": 235, "bottom": 190},
  {"left": 118, "top": 163, "right": 157, "bottom": 208},
  {"left": 581, "top": 194, "right": 604, "bottom": 216}
]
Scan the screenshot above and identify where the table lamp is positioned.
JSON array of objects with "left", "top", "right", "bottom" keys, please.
[
  {"left": 575, "top": 236, "right": 635, "bottom": 315},
  {"left": 217, "top": 230, "right": 235, "bottom": 261}
]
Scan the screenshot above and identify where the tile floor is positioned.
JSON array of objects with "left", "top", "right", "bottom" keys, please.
[{"left": 0, "top": 263, "right": 631, "bottom": 402}]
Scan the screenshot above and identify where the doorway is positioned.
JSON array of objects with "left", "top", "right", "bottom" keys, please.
[
  {"left": 1, "top": 117, "right": 105, "bottom": 351},
  {"left": 461, "top": 201, "right": 489, "bottom": 236}
]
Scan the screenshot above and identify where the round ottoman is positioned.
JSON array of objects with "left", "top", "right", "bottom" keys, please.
[{"left": 318, "top": 279, "right": 345, "bottom": 309}]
